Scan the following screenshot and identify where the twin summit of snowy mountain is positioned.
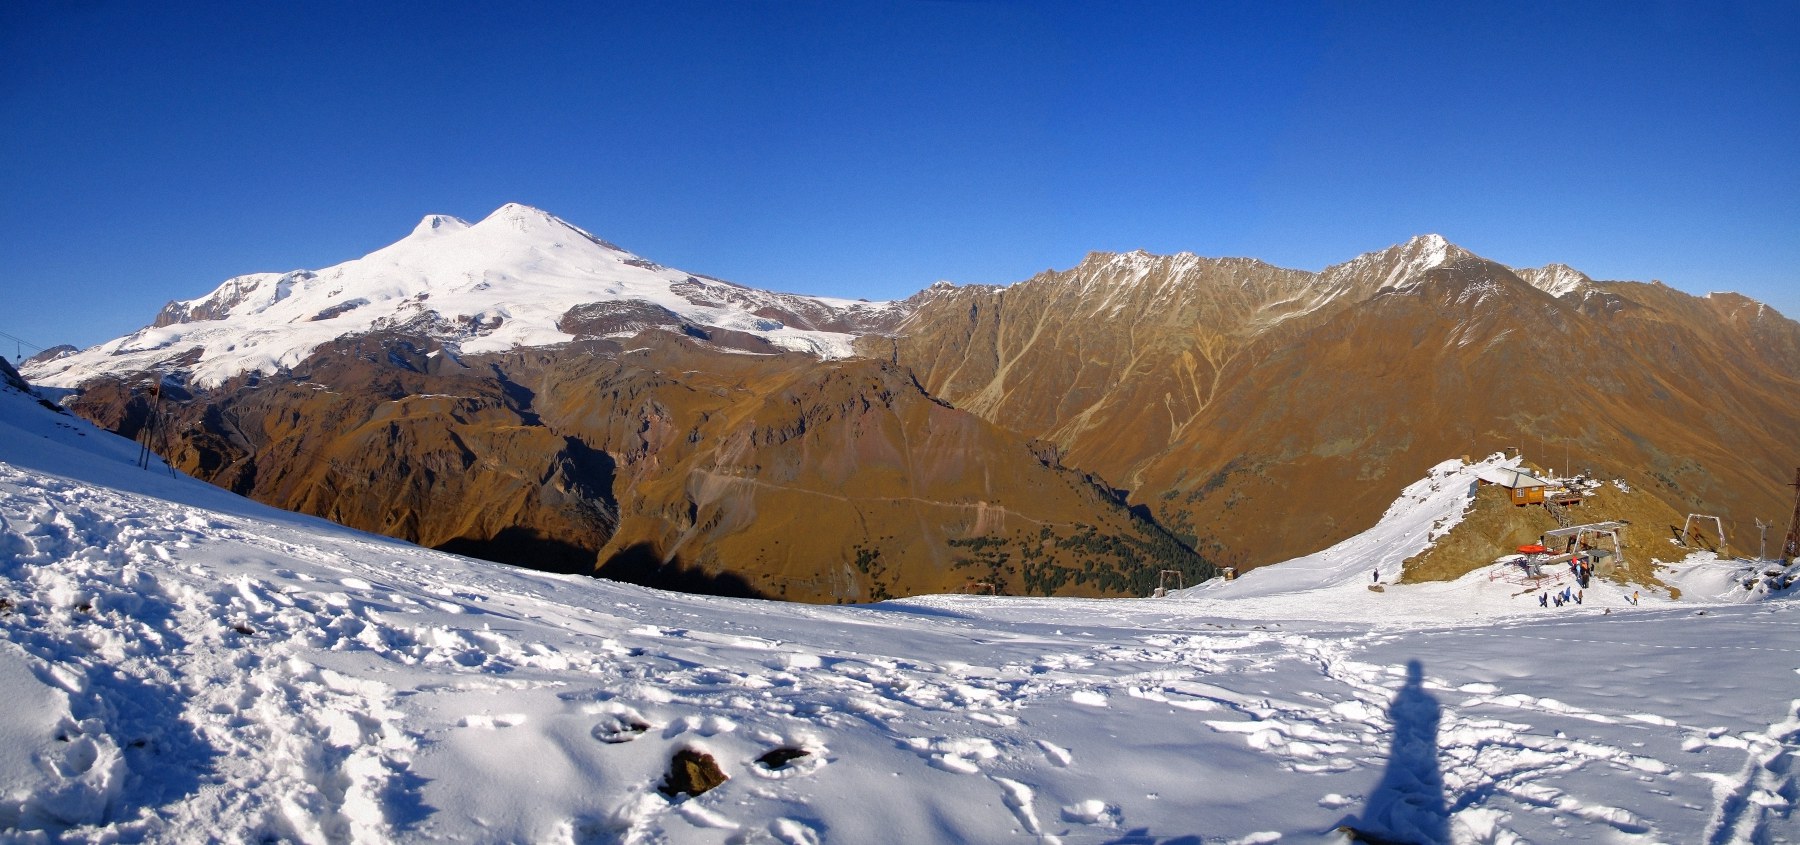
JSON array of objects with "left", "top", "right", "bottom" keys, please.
[
  {"left": 8, "top": 205, "right": 1800, "bottom": 843},
  {"left": 35, "top": 203, "right": 905, "bottom": 389}
]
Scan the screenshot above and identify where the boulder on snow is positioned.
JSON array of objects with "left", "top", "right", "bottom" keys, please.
[{"left": 659, "top": 748, "right": 728, "bottom": 798}]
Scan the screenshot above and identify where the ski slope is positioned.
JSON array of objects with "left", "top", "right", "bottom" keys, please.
[{"left": 1, "top": 375, "right": 1796, "bottom": 843}]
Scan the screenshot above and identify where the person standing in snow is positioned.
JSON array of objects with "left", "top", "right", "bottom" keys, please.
[
  {"left": 1372, "top": 569, "right": 1379, "bottom": 584},
  {"left": 1539, "top": 593, "right": 1548, "bottom": 608}
]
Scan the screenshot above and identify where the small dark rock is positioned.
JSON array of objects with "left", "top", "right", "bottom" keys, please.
[
  {"left": 755, "top": 747, "right": 810, "bottom": 770},
  {"left": 1335, "top": 825, "right": 1413, "bottom": 845},
  {"left": 659, "top": 748, "right": 728, "bottom": 798}
]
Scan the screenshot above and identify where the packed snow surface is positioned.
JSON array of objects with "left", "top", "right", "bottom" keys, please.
[
  {"left": 25, "top": 204, "right": 897, "bottom": 389},
  {"left": 2, "top": 379, "right": 1797, "bottom": 843}
]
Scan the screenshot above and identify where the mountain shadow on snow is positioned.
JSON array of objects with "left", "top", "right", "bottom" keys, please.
[
  {"left": 599, "top": 542, "right": 770, "bottom": 599},
  {"left": 434, "top": 528, "right": 598, "bottom": 576}
]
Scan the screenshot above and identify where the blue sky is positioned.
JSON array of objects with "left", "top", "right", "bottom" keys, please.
[{"left": 2, "top": 1, "right": 1796, "bottom": 355}]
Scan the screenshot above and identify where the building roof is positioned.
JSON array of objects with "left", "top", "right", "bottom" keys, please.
[
  {"left": 1476, "top": 466, "right": 1550, "bottom": 489},
  {"left": 1542, "top": 522, "right": 1628, "bottom": 542}
]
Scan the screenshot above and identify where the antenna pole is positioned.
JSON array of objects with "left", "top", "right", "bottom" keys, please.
[
  {"left": 1784, "top": 467, "right": 1800, "bottom": 563},
  {"left": 135, "top": 382, "right": 153, "bottom": 470},
  {"left": 134, "top": 379, "right": 177, "bottom": 477}
]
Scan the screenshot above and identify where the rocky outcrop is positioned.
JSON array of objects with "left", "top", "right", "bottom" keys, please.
[{"left": 0, "top": 355, "right": 30, "bottom": 394}]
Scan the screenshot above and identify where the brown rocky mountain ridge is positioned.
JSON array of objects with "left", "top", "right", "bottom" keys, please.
[
  {"left": 30, "top": 223, "right": 1800, "bottom": 600},
  {"left": 878, "top": 236, "right": 1800, "bottom": 571}
]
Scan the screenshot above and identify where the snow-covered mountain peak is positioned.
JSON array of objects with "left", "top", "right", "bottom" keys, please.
[
  {"left": 1407, "top": 232, "right": 1449, "bottom": 255},
  {"left": 409, "top": 214, "right": 469, "bottom": 238},
  {"left": 1316, "top": 233, "right": 1480, "bottom": 299},
  {"left": 474, "top": 202, "right": 566, "bottom": 233},
  {"left": 452, "top": 202, "right": 630, "bottom": 255},
  {"left": 25, "top": 206, "right": 897, "bottom": 389},
  {"left": 1397, "top": 233, "right": 1475, "bottom": 270}
]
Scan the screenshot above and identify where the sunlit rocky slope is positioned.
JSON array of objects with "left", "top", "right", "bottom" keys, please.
[
  {"left": 881, "top": 236, "right": 1800, "bottom": 569},
  {"left": 28, "top": 208, "right": 1797, "bottom": 594}
]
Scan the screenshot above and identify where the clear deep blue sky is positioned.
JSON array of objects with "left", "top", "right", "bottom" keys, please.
[{"left": 3, "top": 1, "right": 1796, "bottom": 355}]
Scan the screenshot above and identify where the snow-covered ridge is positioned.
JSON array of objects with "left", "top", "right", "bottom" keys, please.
[
  {"left": 1513, "top": 262, "right": 1593, "bottom": 297},
  {"left": 1182, "top": 453, "right": 1511, "bottom": 607},
  {"left": 26, "top": 204, "right": 900, "bottom": 389}
]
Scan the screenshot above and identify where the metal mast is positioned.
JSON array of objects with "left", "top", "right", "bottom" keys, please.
[{"left": 1784, "top": 467, "right": 1800, "bottom": 563}]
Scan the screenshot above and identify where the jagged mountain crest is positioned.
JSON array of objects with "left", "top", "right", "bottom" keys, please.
[{"left": 884, "top": 233, "right": 1800, "bottom": 571}]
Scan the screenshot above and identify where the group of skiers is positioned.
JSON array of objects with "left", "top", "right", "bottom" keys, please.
[
  {"left": 1539, "top": 586, "right": 1583, "bottom": 608},
  {"left": 1569, "top": 554, "right": 1595, "bottom": 588}
]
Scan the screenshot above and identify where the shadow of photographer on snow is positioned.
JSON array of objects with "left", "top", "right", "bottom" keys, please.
[{"left": 1336, "top": 659, "right": 1449, "bottom": 844}]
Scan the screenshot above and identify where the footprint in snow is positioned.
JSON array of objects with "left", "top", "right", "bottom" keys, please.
[
  {"left": 991, "top": 776, "right": 1044, "bottom": 835},
  {"left": 906, "top": 736, "right": 999, "bottom": 774},
  {"left": 764, "top": 652, "right": 824, "bottom": 671},
  {"left": 1061, "top": 798, "right": 1121, "bottom": 827},
  {"left": 768, "top": 817, "right": 822, "bottom": 845},
  {"left": 591, "top": 712, "right": 651, "bottom": 744},
  {"left": 1035, "top": 739, "right": 1073, "bottom": 766},
  {"left": 663, "top": 714, "right": 737, "bottom": 738},
  {"left": 459, "top": 713, "right": 526, "bottom": 729}
]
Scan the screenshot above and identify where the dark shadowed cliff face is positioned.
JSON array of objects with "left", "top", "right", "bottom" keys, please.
[
  {"left": 71, "top": 329, "right": 1210, "bottom": 601},
  {"left": 883, "top": 240, "right": 1800, "bottom": 570}
]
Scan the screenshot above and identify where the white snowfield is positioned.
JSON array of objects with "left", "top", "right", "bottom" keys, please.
[
  {"left": 25, "top": 204, "right": 899, "bottom": 389},
  {"left": 1, "top": 379, "right": 1796, "bottom": 844}
]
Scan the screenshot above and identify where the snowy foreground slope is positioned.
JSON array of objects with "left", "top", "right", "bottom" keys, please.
[{"left": 2, "top": 382, "right": 1797, "bottom": 844}]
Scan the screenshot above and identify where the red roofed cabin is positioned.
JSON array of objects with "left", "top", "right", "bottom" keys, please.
[{"left": 1476, "top": 466, "right": 1551, "bottom": 506}]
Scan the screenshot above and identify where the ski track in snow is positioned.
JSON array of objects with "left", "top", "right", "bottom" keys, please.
[{"left": 2, "top": 398, "right": 1798, "bottom": 842}]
